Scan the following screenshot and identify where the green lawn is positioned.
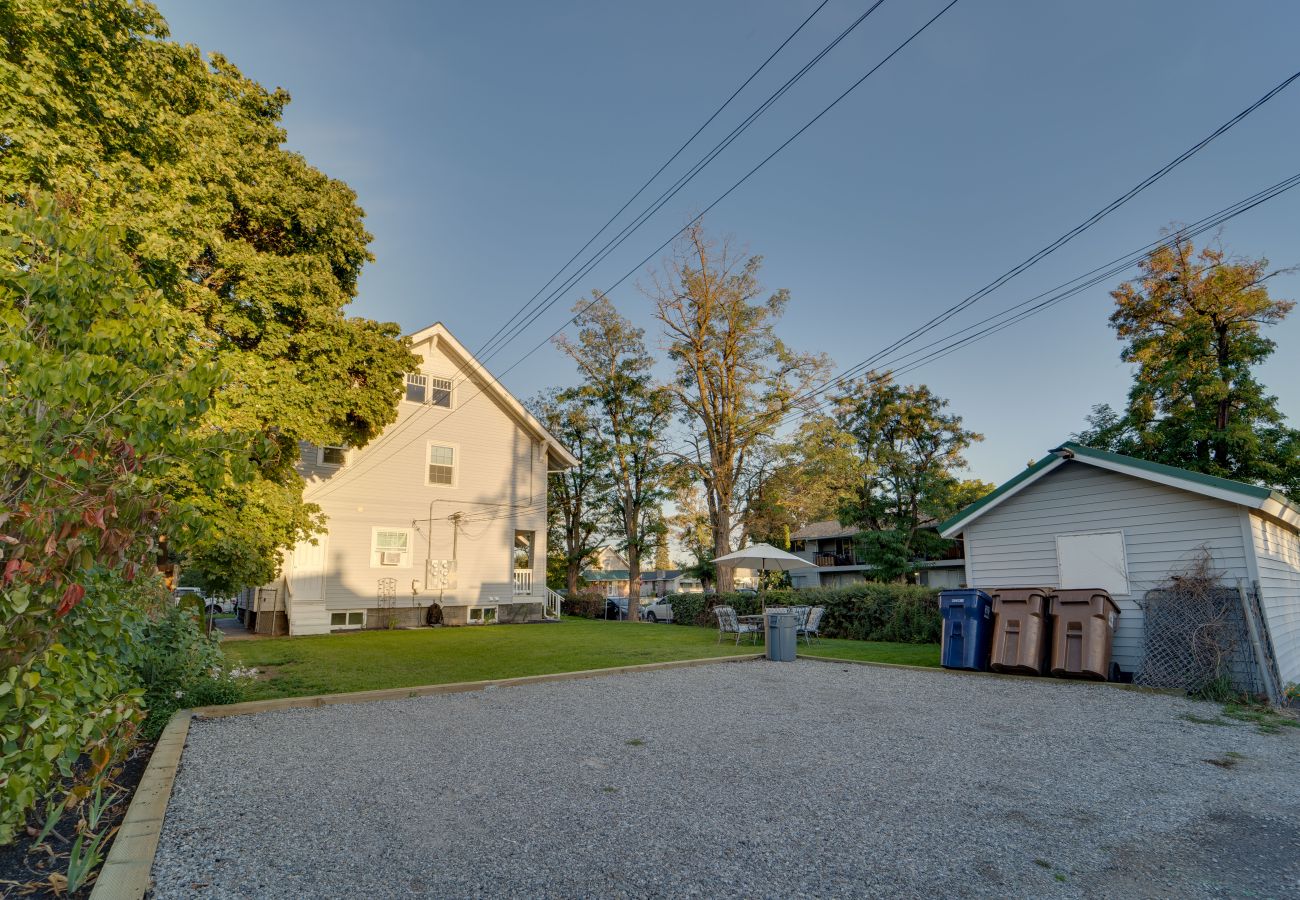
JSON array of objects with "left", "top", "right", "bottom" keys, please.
[{"left": 220, "top": 618, "right": 939, "bottom": 701}]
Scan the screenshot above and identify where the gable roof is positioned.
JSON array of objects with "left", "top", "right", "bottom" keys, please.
[
  {"left": 407, "top": 322, "right": 578, "bottom": 469},
  {"left": 939, "top": 441, "right": 1300, "bottom": 537}
]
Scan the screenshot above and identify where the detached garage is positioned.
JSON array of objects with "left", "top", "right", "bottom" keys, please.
[{"left": 939, "top": 442, "right": 1300, "bottom": 694}]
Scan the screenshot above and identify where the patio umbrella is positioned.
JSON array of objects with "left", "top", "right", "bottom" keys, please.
[{"left": 712, "top": 543, "right": 815, "bottom": 597}]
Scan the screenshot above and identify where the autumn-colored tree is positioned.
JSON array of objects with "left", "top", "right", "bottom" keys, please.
[
  {"left": 1076, "top": 237, "right": 1299, "bottom": 499},
  {"left": 555, "top": 295, "right": 672, "bottom": 620},
  {"left": 531, "top": 390, "right": 611, "bottom": 595},
  {"left": 648, "top": 223, "right": 827, "bottom": 590},
  {"left": 0, "top": 1, "right": 417, "bottom": 591}
]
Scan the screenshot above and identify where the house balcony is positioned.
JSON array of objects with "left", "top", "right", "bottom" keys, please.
[{"left": 815, "top": 552, "right": 864, "bottom": 568}]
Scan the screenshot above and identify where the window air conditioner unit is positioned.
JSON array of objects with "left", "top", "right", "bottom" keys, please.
[{"left": 379, "top": 551, "right": 402, "bottom": 566}]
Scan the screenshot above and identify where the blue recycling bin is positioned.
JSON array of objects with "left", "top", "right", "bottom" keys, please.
[{"left": 939, "top": 589, "right": 994, "bottom": 671}]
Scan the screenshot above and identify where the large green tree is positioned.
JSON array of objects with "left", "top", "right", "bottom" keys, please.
[
  {"left": 828, "top": 374, "right": 988, "bottom": 581},
  {"left": 554, "top": 294, "right": 671, "bottom": 620},
  {"left": 1076, "top": 237, "right": 1298, "bottom": 498},
  {"left": 0, "top": 0, "right": 416, "bottom": 591},
  {"left": 531, "top": 389, "right": 612, "bottom": 595}
]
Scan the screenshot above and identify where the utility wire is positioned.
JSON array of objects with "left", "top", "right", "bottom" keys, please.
[
  {"left": 472, "top": 0, "right": 834, "bottom": 362},
  {"left": 659, "top": 169, "right": 1300, "bottom": 458},
  {"left": 311, "top": 0, "right": 862, "bottom": 497},
  {"left": 310, "top": 0, "right": 959, "bottom": 500},
  {"left": 477, "top": 0, "right": 892, "bottom": 365}
]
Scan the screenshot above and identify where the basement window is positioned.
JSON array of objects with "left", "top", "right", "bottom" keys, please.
[
  {"left": 467, "top": 606, "right": 497, "bottom": 625},
  {"left": 330, "top": 611, "right": 365, "bottom": 629}
]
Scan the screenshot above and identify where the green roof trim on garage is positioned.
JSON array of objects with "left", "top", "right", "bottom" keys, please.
[
  {"left": 936, "top": 453, "right": 1063, "bottom": 536},
  {"left": 939, "top": 441, "right": 1300, "bottom": 537}
]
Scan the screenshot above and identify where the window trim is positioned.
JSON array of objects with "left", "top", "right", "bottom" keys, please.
[
  {"left": 318, "top": 445, "right": 349, "bottom": 467},
  {"left": 370, "top": 526, "right": 413, "bottom": 569},
  {"left": 425, "top": 441, "right": 459, "bottom": 488}
]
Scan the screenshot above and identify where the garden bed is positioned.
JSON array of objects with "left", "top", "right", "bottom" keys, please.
[{"left": 0, "top": 741, "right": 154, "bottom": 897}]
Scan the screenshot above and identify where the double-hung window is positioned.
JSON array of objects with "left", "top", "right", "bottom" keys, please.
[{"left": 427, "top": 443, "right": 456, "bottom": 486}]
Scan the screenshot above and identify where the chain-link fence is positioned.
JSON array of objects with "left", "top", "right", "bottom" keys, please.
[{"left": 1134, "top": 554, "right": 1263, "bottom": 693}]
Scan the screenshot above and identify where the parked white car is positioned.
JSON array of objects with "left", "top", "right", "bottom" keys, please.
[{"left": 639, "top": 596, "right": 674, "bottom": 623}]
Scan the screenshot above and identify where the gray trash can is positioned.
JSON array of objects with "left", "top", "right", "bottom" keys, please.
[{"left": 765, "top": 611, "right": 797, "bottom": 662}]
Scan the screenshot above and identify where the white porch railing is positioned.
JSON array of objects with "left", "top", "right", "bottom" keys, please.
[
  {"left": 544, "top": 587, "right": 563, "bottom": 620},
  {"left": 513, "top": 569, "right": 532, "bottom": 595}
]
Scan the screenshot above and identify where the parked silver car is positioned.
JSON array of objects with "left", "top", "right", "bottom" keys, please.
[{"left": 639, "top": 596, "right": 674, "bottom": 623}]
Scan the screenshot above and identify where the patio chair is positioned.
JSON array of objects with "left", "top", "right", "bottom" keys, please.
[
  {"left": 789, "top": 605, "right": 811, "bottom": 632},
  {"left": 797, "top": 606, "right": 826, "bottom": 645},
  {"left": 713, "top": 605, "right": 762, "bottom": 645}
]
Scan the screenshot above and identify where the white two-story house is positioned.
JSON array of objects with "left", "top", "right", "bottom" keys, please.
[{"left": 246, "top": 322, "right": 577, "bottom": 635}]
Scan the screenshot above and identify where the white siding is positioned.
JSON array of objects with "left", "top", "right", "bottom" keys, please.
[
  {"left": 1249, "top": 513, "right": 1300, "bottom": 686},
  {"left": 289, "top": 332, "right": 549, "bottom": 613},
  {"left": 962, "top": 461, "right": 1251, "bottom": 674}
]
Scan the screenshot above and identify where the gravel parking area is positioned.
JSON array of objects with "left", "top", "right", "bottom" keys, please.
[{"left": 152, "top": 660, "right": 1300, "bottom": 898}]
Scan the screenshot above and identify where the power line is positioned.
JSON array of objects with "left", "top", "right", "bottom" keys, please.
[
  {"left": 450, "top": 0, "right": 965, "bottom": 417},
  {"left": 476, "top": 0, "right": 893, "bottom": 365},
  {"left": 662, "top": 169, "right": 1300, "bottom": 457},
  {"left": 311, "top": 0, "right": 869, "bottom": 499},
  {"left": 471, "top": 0, "right": 834, "bottom": 362},
  {"left": 310, "top": 0, "right": 961, "bottom": 500}
]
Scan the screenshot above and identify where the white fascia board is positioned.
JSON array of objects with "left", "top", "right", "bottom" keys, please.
[{"left": 938, "top": 456, "right": 1067, "bottom": 538}]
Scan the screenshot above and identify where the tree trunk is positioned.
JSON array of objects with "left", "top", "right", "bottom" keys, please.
[
  {"left": 566, "top": 562, "right": 580, "bottom": 596},
  {"left": 713, "top": 499, "right": 733, "bottom": 592},
  {"left": 626, "top": 544, "right": 642, "bottom": 622}
]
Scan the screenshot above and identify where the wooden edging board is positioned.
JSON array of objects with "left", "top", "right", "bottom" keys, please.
[
  {"left": 88, "top": 652, "right": 760, "bottom": 900},
  {"left": 799, "top": 653, "right": 1176, "bottom": 694}
]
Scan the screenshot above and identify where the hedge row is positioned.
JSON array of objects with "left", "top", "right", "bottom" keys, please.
[{"left": 665, "top": 583, "right": 941, "bottom": 644}]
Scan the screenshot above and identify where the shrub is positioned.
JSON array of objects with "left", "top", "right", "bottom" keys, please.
[
  {"left": 666, "top": 582, "right": 940, "bottom": 644},
  {"left": 129, "top": 603, "right": 251, "bottom": 739},
  {"left": 0, "top": 574, "right": 150, "bottom": 845},
  {"left": 562, "top": 587, "right": 608, "bottom": 620}
]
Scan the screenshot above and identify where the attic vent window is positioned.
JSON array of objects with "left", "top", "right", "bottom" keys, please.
[{"left": 405, "top": 373, "right": 453, "bottom": 408}]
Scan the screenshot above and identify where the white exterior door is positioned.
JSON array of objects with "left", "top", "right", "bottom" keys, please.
[{"left": 291, "top": 538, "right": 327, "bottom": 602}]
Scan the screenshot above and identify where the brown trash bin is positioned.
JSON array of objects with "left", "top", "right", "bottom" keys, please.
[
  {"left": 1049, "top": 589, "right": 1120, "bottom": 680},
  {"left": 989, "top": 587, "right": 1053, "bottom": 675}
]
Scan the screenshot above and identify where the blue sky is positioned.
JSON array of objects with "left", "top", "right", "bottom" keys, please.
[{"left": 156, "top": 0, "right": 1300, "bottom": 487}]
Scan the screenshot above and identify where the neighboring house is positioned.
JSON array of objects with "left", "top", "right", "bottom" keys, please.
[
  {"left": 787, "top": 521, "right": 966, "bottom": 590},
  {"left": 640, "top": 569, "right": 703, "bottom": 597},
  {"left": 245, "top": 322, "right": 578, "bottom": 636},
  {"left": 940, "top": 442, "right": 1300, "bottom": 688},
  {"left": 577, "top": 566, "right": 703, "bottom": 597},
  {"left": 581, "top": 568, "right": 630, "bottom": 598},
  {"left": 590, "top": 546, "right": 629, "bottom": 572}
]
